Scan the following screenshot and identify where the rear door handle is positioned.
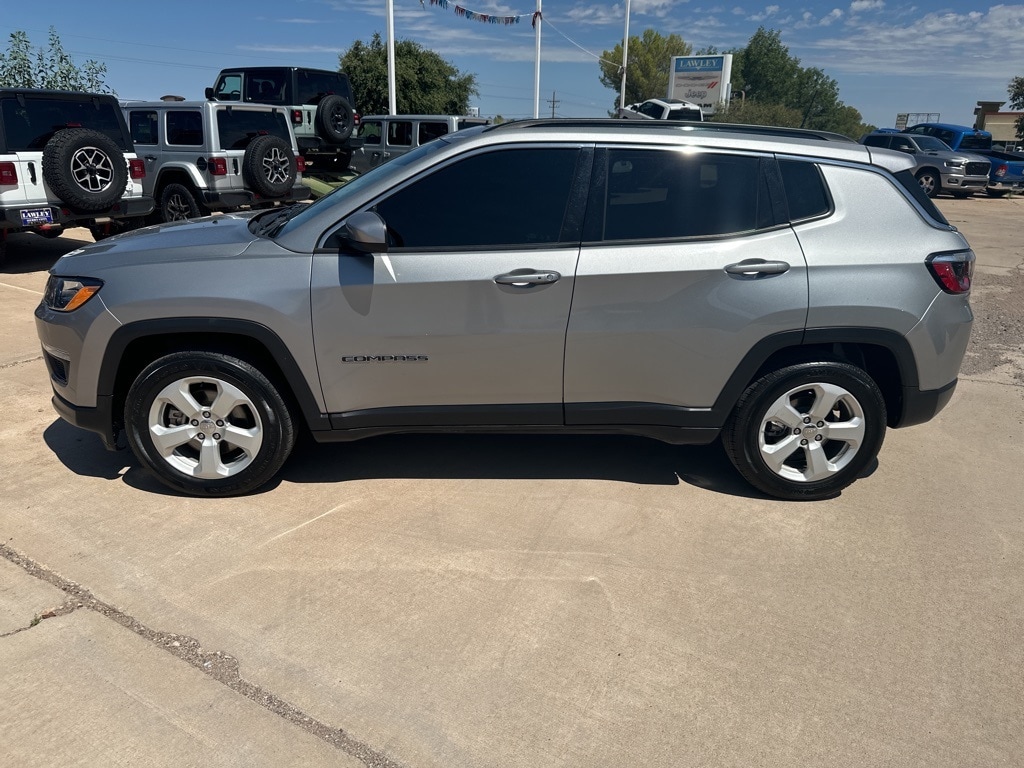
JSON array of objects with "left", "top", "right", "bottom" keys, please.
[
  {"left": 724, "top": 259, "right": 790, "bottom": 276},
  {"left": 494, "top": 270, "right": 561, "bottom": 286}
]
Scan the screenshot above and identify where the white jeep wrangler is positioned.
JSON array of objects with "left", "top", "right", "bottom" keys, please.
[{"left": 0, "top": 88, "right": 153, "bottom": 263}]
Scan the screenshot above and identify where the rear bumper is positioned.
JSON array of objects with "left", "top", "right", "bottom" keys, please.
[
  {"left": 894, "top": 379, "right": 957, "bottom": 428},
  {"left": 1, "top": 196, "right": 155, "bottom": 232},
  {"left": 200, "top": 185, "right": 309, "bottom": 210},
  {"left": 987, "top": 180, "right": 1024, "bottom": 192}
]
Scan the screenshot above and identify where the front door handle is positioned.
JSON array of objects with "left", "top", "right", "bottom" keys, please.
[
  {"left": 494, "top": 270, "right": 561, "bottom": 286},
  {"left": 724, "top": 259, "right": 790, "bottom": 276}
]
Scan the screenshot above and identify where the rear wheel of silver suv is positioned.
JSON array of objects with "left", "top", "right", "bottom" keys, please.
[
  {"left": 723, "top": 362, "right": 886, "bottom": 500},
  {"left": 124, "top": 352, "right": 296, "bottom": 496}
]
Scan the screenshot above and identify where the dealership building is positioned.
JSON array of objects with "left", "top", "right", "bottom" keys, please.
[{"left": 974, "top": 101, "right": 1024, "bottom": 147}]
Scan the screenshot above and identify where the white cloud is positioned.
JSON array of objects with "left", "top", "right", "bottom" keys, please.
[
  {"left": 850, "top": 0, "right": 884, "bottom": 11},
  {"left": 747, "top": 4, "right": 779, "bottom": 22},
  {"left": 819, "top": 8, "right": 844, "bottom": 26}
]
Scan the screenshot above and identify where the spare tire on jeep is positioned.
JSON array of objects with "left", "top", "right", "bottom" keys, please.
[
  {"left": 242, "top": 135, "right": 297, "bottom": 198},
  {"left": 315, "top": 94, "right": 355, "bottom": 143},
  {"left": 42, "top": 128, "right": 128, "bottom": 212}
]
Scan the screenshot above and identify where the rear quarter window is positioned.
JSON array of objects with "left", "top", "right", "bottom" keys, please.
[
  {"left": 778, "top": 160, "right": 831, "bottom": 221},
  {"left": 166, "top": 110, "right": 204, "bottom": 146},
  {"left": 216, "top": 109, "right": 292, "bottom": 149},
  {"left": 892, "top": 169, "right": 950, "bottom": 226},
  {"left": 1, "top": 96, "right": 129, "bottom": 151}
]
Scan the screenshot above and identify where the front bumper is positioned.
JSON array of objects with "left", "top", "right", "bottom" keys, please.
[
  {"left": 941, "top": 174, "right": 989, "bottom": 190},
  {"left": 51, "top": 391, "right": 122, "bottom": 450}
]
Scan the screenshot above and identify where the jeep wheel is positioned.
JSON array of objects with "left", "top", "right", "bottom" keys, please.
[
  {"left": 160, "top": 183, "right": 206, "bottom": 222},
  {"left": 915, "top": 169, "right": 941, "bottom": 198},
  {"left": 242, "top": 135, "right": 297, "bottom": 198},
  {"left": 42, "top": 128, "right": 127, "bottom": 212},
  {"left": 986, "top": 189, "right": 1009, "bottom": 198},
  {"left": 315, "top": 94, "right": 355, "bottom": 143},
  {"left": 723, "top": 362, "right": 886, "bottom": 500},
  {"left": 125, "top": 352, "right": 296, "bottom": 496}
]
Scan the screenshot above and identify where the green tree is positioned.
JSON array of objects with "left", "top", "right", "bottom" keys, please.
[
  {"left": 339, "top": 33, "right": 477, "bottom": 116},
  {"left": 738, "top": 27, "right": 799, "bottom": 106},
  {"left": 704, "top": 27, "right": 869, "bottom": 139},
  {"left": 0, "top": 27, "right": 110, "bottom": 92},
  {"left": 599, "top": 29, "right": 692, "bottom": 113},
  {"left": 1008, "top": 76, "right": 1024, "bottom": 140}
]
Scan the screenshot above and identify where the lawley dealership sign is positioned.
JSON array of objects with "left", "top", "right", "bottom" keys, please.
[{"left": 668, "top": 55, "right": 733, "bottom": 114}]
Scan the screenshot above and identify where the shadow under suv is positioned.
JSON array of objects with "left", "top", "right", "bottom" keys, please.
[{"left": 35, "top": 120, "right": 974, "bottom": 501}]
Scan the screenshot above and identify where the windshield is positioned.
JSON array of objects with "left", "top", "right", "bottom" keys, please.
[
  {"left": 913, "top": 135, "right": 952, "bottom": 151},
  {"left": 272, "top": 139, "right": 450, "bottom": 237}
]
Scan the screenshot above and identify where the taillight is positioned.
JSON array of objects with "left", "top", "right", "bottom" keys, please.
[
  {"left": 291, "top": 109, "right": 303, "bottom": 125},
  {"left": 995, "top": 163, "right": 1008, "bottom": 178},
  {"left": 208, "top": 157, "right": 228, "bottom": 176},
  {"left": 296, "top": 156, "right": 306, "bottom": 173},
  {"left": 353, "top": 112, "right": 361, "bottom": 127},
  {"left": 129, "top": 159, "right": 145, "bottom": 179},
  {"left": 0, "top": 161, "right": 17, "bottom": 185},
  {"left": 927, "top": 250, "right": 975, "bottom": 294}
]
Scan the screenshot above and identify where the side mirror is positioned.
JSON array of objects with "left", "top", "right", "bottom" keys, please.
[
  {"left": 204, "top": 87, "right": 214, "bottom": 100},
  {"left": 339, "top": 211, "right": 389, "bottom": 254}
]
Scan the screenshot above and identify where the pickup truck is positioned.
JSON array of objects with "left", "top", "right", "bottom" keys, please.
[{"left": 969, "top": 148, "right": 1024, "bottom": 196}]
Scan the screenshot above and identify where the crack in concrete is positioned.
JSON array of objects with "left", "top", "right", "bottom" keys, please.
[
  {"left": 0, "top": 543, "right": 405, "bottom": 768},
  {"left": 0, "top": 354, "right": 44, "bottom": 371}
]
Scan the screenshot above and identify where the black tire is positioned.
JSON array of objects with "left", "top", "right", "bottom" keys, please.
[
  {"left": 42, "top": 128, "right": 128, "bottom": 212},
  {"left": 315, "top": 94, "right": 355, "bottom": 143},
  {"left": 159, "top": 183, "right": 206, "bottom": 222},
  {"left": 950, "top": 190, "right": 974, "bottom": 199},
  {"left": 986, "top": 189, "right": 1009, "bottom": 198},
  {"left": 723, "top": 362, "right": 887, "bottom": 501},
  {"left": 915, "top": 169, "right": 941, "bottom": 198},
  {"left": 242, "top": 135, "right": 297, "bottom": 198},
  {"left": 124, "top": 351, "right": 296, "bottom": 496}
]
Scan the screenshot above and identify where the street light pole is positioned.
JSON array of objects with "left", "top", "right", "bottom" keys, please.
[{"left": 618, "top": 0, "right": 631, "bottom": 114}]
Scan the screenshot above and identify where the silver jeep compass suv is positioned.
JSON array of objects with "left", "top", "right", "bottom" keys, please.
[{"left": 35, "top": 120, "right": 974, "bottom": 500}]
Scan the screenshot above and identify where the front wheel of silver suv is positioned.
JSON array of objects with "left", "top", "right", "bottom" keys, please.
[
  {"left": 124, "top": 352, "right": 296, "bottom": 496},
  {"left": 723, "top": 362, "right": 887, "bottom": 500}
]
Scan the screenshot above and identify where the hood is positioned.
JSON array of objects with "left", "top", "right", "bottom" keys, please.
[{"left": 52, "top": 214, "right": 259, "bottom": 275}]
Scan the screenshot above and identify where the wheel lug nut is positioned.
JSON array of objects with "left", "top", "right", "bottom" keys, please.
[
  {"left": 815, "top": 435, "right": 823, "bottom": 441},
  {"left": 191, "top": 419, "right": 199, "bottom": 426},
  {"left": 213, "top": 433, "right": 221, "bottom": 440},
  {"left": 196, "top": 433, "right": 205, "bottom": 440},
  {"left": 202, "top": 411, "right": 211, "bottom": 418},
  {"left": 817, "top": 421, "right": 824, "bottom": 428},
  {"left": 800, "top": 439, "right": 808, "bottom": 446},
  {"left": 793, "top": 428, "right": 801, "bottom": 435},
  {"left": 216, "top": 420, "right": 224, "bottom": 427},
  {"left": 803, "top": 416, "right": 811, "bottom": 423}
]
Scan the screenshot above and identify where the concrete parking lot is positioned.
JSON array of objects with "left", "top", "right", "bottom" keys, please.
[{"left": 2, "top": 197, "right": 1022, "bottom": 767}]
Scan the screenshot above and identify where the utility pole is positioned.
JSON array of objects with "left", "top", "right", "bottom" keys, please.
[{"left": 547, "top": 91, "right": 559, "bottom": 118}]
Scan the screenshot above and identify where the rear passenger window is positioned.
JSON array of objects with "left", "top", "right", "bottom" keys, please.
[
  {"left": 778, "top": 160, "right": 830, "bottom": 221},
  {"left": 594, "top": 149, "right": 766, "bottom": 241},
  {"left": 388, "top": 121, "right": 412, "bottom": 147},
  {"left": 166, "top": 111, "right": 203, "bottom": 146},
  {"left": 419, "top": 122, "right": 448, "bottom": 144}
]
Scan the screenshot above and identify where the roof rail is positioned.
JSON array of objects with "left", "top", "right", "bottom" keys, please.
[{"left": 488, "top": 118, "right": 856, "bottom": 143}]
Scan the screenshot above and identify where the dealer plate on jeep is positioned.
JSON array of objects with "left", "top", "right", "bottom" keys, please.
[{"left": 21, "top": 208, "right": 54, "bottom": 227}]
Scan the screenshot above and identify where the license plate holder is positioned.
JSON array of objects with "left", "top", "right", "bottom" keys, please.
[{"left": 20, "top": 207, "right": 54, "bottom": 227}]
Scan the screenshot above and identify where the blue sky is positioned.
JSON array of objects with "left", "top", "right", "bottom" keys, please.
[{"left": 3, "top": 2, "right": 1022, "bottom": 128}]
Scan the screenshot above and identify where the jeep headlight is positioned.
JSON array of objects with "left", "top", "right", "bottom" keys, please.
[{"left": 44, "top": 276, "right": 103, "bottom": 312}]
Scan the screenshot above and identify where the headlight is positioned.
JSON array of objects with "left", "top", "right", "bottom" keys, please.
[
  {"left": 43, "top": 276, "right": 103, "bottom": 312},
  {"left": 944, "top": 160, "right": 963, "bottom": 169}
]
